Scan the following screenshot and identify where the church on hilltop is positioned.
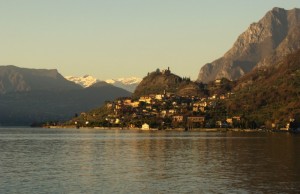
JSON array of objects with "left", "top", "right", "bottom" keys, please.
[
  {"left": 149, "top": 67, "right": 172, "bottom": 77},
  {"left": 162, "top": 67, "right": 171, "bottom": 75}
]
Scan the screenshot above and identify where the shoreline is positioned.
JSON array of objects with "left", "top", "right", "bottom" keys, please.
[{"left": 43, "top": 125, "right": 293, "bottom": 133}]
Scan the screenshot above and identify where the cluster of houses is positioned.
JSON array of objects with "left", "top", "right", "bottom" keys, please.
[{"left": 96, "top": 89, "right": 241, "bottom": 130}]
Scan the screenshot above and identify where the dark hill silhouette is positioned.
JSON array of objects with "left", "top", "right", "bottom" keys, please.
[{"left": 0, "top": 65, "right": 82, "bottom": 94}]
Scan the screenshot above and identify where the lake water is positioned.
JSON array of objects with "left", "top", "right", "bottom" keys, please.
[{"left": 0, "top": 128, "right": 299, "bottom": 193}]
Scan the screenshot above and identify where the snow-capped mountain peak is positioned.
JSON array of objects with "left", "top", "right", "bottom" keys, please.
[
  {"left": 105, "top": 79, "right": 116, "bottom": 84},
  {"left": 105, "top": 77, "right": 142, "bottom": 85},
  {"left": 65, "top": 75, "right": 99, "bottom": 88},
  {"left": 104, "top": 77, "right": 142, "bottom": 92},
  {"left": 65, "top": 75, "right": 141, "bottom": 92}
]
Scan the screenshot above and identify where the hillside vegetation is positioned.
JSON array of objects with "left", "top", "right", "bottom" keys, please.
[
  {"left": 133, "top": 68, "right": 207, "bottom": 97},
  {"left": 226, "top": 49, "right": 300, "bottom": 127}
]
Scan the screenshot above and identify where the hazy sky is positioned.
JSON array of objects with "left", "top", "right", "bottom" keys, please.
[{"left": 0, "top": 1, "right": 298, "bottom": 80}]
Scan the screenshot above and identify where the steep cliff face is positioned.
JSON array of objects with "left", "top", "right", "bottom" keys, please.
[{"left": 197, "top": 7, "right": 300, "bottom": 83}]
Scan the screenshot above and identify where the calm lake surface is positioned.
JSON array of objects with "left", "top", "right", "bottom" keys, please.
[{"left": 0, "top": 127, "right": 299, "bottom": 193}]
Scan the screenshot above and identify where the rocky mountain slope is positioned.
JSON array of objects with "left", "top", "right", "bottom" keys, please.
[
  {"left": 197, "top": 7, "right": 300, "bottom": 83},
  {"left": 0, "top": 66, "right": 131, "bottom": 125},
  {"left": 0, "top": 65, "right": 81, "bottom": 94}
]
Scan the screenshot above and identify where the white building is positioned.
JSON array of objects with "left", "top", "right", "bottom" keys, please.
[{"left": 141, "top": 123, "right": 150, "bottom": 130}]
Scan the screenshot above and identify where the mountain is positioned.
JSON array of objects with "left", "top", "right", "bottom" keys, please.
[
  {"left": 0, "top": 66, "right": 131, "bottom": 125},
  {"left": 105, "top": 77, "right": 142, "bottom": 93},
  {"left": 197, "top": 7, "right": 300, "bottom": 83},
  {"left": 133, "top": 68, "right": 206, "bottom": 97},
  {"left": 0, "top": 65, "right": 81, "bottom": 94},
  {"left": 226, "top": 49, "right": 300, "bottom": 126},
  {"left": 65, "top": 75, "right": 99, "bottom": 88}
]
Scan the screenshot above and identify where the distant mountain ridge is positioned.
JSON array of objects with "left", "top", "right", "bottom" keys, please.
[
  {"left": 197, "top": 7, "right": 300, "bottom": 83},
  {"left": 65, "top": 75, "right": 141, "bottom": 92},
  {"left": 0, "top": 65, "right": 81, "bottom": 94}
]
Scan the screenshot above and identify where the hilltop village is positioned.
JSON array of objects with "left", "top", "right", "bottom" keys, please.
[
  {"left": 54, "top": 65, "right": 299, "bottom": 131},
  {"left": 65, "top": 68, "right": 258, "bottom": 130}
]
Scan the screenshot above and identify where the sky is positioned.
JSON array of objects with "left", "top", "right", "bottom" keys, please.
[{"left": 0, "top": 0, "right": 299, "bottom": 80}]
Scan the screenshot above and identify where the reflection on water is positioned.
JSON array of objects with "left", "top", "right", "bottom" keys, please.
[{"left": 0, "top": 128, "right": 299, "bottom": 193}]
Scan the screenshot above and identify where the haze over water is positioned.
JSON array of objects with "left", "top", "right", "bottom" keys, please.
[{"left": 1, "top": 128, "right": 300, "bottom": 193}]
